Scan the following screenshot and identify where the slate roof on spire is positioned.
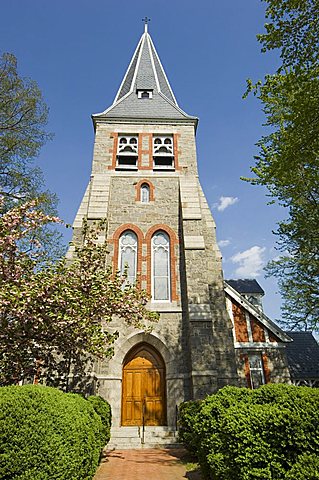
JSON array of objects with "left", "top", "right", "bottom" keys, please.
[{"left": 93, "top": 28, "right": 196, "bottom": 122}]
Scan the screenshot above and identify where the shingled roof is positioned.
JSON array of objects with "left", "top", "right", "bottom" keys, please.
[
  {"left": 93, "top": 25, "right": 196, "bottom": 122},
  {"left": 225, "top": 279, "right": 265, "bottom": 295},
  {"left": 285, "top": 332, "right": 319, "bottom": 380}
]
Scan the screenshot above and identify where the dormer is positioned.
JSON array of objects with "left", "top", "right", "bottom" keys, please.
[
  {"left": 137, "top": 89, "right": 153, "bottom": 99},
  {"left": 153, "top": 135, "right": 174, "bottom": 170},
  {"left": 116, "top": 135, "right": 138, "bottom": 170}
]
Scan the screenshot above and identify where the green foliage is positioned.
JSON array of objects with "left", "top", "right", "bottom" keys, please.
[
  {"left": 0, "top": 51, "right": 63, "bottom": 261},
  {"left": 244, "top": 0, "right": 319, "bottom": 329},
  {"left": 0, "top": 52, "right": 53, "bottom": 208},
  {"left": 0, "top": 385, "right": 104, "bottom": 480},
  {"left": 178, "top": 400, "right": 202, "bottom": 453},
  {"left": 285, "top": 453, "right": 319, "bottom": 480},
  {"left": 178, "top": 384, "right": 319, "bottom": 480},
  {"left": 88, "top": 395, "right": 112, "bottom": 446}
]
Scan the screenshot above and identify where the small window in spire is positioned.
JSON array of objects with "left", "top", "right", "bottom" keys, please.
[{"left": 137, "top": 89, "right": 153, "bottom": 99}]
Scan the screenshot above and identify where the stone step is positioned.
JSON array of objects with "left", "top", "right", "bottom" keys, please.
[{"left": 107, "top": 426, "right": 180, "bottom": 450}]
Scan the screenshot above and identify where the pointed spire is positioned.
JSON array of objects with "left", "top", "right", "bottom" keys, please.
[
  {"left": 93, "top": 25, "right": 197, "bottom": 122},
  {"left": 113, "top": 24, "right": 177, "bottom": 105}
]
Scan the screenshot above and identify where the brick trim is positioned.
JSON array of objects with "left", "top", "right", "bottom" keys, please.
[
  {"left": 110, "top": 224, "right": 144, "bottom": 287},
  {"left": 138, "top": 133, "right": 153, "bottom": 170},
  {"left": 108, "top": 133, "right": 118, "bottom": 170},
  {"left": 135, "top": 179, "right": 155, "bottom": 202},
  {"left": 145, "top": 224, "right": 179, "bottom": 301},
  {"left": 173, "top": 133, "right": 182, "bottom": 171}
]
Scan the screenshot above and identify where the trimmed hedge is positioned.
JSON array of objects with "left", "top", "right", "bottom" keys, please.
[
  {"left": 178, "top": 400, "right": 202, "bottom": 454},
  {"left": 0, "top": 385, "right": 105, "bottom": 480},
  {"left": 178, "top": 384, "right": 319, "bottom": 480},
  {"left": 87, "top": 395, "right": 112, "bottom": 446}
]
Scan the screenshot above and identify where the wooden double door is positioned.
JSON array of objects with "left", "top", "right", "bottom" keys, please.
[{"left": 121, "top": 344, "right": 166, "bottom": 426}]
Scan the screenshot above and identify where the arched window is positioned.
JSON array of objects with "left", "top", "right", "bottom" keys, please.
[
  {"left": 119, "top": 231, "right": 138, "bottom": 284},
  {"left": 141, "top": 183, "right": 150, "bottom": 203},
  {"left": 152, "top": 231, "right": 170, "bottom": 301}
]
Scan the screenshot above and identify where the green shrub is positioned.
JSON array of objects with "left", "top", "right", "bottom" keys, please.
[
  {"left": 178, "top": 400, "right": 202, "bottom": 453},
  {"left": 285, "top": 453, "right": 319, "bottom": 480},
  {"left": 0, "top": 385, "right": 104, "bottom": 480},
  {"left": 179, "top": 384, "right": 319, "bottom": 480},
  {"left": 88, "top": 395, "right": 112, "bottom": 445}
]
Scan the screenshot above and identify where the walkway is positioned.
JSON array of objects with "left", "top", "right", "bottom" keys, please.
[{"left": 93, "top": 448, "right": 202, "bottom": 480}]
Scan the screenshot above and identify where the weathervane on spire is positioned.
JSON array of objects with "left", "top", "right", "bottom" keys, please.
[{"left": 142, "top": 17, "right": 151, "bottom": 33}]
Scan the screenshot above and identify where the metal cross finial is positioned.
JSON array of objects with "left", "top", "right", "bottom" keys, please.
[{"left": 142, "top": 17, "right": 151, "bottom": 33}]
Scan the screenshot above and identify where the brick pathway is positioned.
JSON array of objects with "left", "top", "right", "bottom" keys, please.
[{"left": 93, "top": 448, "right": 202, "bottom": 480}]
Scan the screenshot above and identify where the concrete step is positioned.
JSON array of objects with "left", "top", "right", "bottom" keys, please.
[{"left": 107, "top": 426, "right": 181, "bottom": 450}]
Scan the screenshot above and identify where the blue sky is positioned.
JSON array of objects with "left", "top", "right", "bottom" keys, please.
[{"left": 0, "top": 0, "right": 286, "bottom": 320}]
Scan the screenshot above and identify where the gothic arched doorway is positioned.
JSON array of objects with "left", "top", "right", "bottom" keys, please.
[{"left": 121, "top": 343, "right": 167, "bottom": 426}]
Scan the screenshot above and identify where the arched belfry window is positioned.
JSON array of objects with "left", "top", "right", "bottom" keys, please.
[
  {"left": 152, "top": 231, "right": 170, "bottom": 301},
  {"left": 141, "top": 183, "right": 150, "bottom": 203},
  {"left": 119, "top": 231, "right": 138, "bottom": 284}
]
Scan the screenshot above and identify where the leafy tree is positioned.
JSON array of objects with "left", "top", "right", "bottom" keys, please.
[
  {"left": 0, "top": 200, "right": 158, "bottom": 387},
  {"left": 244, "top": 0, "right": 319, "bottom": 330},
  {"left": 0, "top": 52, "right": 64, "bottom": 261},
  {"left": 0, "top": 52, "right": 56, "bottom": 209}
]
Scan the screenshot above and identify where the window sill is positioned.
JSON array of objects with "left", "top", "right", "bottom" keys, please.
[
  {"left": 146, "top": 301, "right": 182, "bottom": 313},
  {"left": 115, "top": 166, "right": 138, "bottom": 171},
  {"left": 153, "top": 166, "right": 175, "bottom": 171}
]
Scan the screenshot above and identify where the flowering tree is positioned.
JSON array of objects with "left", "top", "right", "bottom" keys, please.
[{"left": 0, "top": 200, "right": 158, "bottom": 387}]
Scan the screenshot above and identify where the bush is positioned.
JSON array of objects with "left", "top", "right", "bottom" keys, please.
[
  {"left": 178, "top": 400, "right": 202, "bottom": 453},
  {"left": 0, "top": 385, "right": 104, "bottom": 480},
  {"left": 178, "top": 384, "right": 319, "bottom": 480},
  {"left": 88, "top": 395, "right": 112, "bottom": 446}
]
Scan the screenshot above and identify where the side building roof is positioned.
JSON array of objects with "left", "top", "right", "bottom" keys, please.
[
  {"left": 285, "top": 332, "right": 319, "bottom": 380},
  {"left": 226, "top": 279, "right": 265, "bottom": 295}
]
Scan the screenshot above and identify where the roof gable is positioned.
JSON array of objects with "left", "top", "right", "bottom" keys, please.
[{"left": 225, "top": 281, "right": 291, "bottom": 343}]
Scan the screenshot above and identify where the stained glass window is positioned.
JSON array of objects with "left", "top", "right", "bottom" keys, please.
[
  {"left": 119, "top": 231, "right": 138, "bottom": 284},
  {"left": 152, "top": 232, "right": 170, "bottom": 301}
]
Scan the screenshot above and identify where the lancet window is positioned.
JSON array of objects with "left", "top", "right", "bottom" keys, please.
[
  {"left": 141, "top": 183, "right": 150, "bottom": 203},
  {"left": 119, "top": 231, "right": 138, "bottom": 284},
  {"left": 152, "top": 231, "right": 170, "bottom": 301}
]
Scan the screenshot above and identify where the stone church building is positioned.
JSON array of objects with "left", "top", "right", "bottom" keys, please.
[{"left": 69, "top": 24, "right": 292, "bottom": 444}]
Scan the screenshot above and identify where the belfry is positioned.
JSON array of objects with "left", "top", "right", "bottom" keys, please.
[{"left": 70, "top": 23, "right": 291, "bottom": 446}]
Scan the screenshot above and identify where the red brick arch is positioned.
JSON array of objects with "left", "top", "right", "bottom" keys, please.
[
  {"left": 145, "top": 225, "right": 179, "bottom": 301},
  {"left": 135, "top": 179, "right": 155, "bottom": 202},
  {"left": 110, "top": 224, "right": 145, "bottom": 286}
]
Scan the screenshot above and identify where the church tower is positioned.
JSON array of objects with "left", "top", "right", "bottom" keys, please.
[{"left": 71, "top": 23, "right": 239, "bottom": 431}]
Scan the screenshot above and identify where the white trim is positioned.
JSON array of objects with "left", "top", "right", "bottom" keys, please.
[
  {"left": 226, "top": 296, "right": 236, "bottom": 344},
  {"left": 148, "top": 34, "right": 178, "bottom": 104},
  {"left": 146, "top": 34, "right": 161, "bottom": 92},
  {"left": 245, "top": 310, "right": 253, "bottom": 343},
  {"left": 114, "top": 34, "right": 145, "bottom": 104},
  {"left": 234, "top": 342, "right": 285, "bottom": 349}
]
